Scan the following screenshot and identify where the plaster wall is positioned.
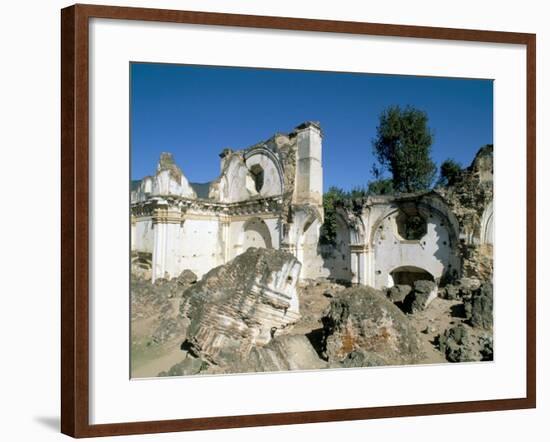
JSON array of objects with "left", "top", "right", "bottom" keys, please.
[
  {"left": 133, "top": 218, "right": 154, "bottom": 253},
  {"left": 178, "top": 218, "right": 223, "bottom": 278},
  {"left": 227, "top": 216, "right": 280, "bottom": 260},
  {"left": 244, "top": 152, "right": 283, "bottom": 197},
  {"left": 319, "top": 220, "right": 352, "bottom": 282},
  {"left": 372, "top": 211, "right": 458, "bottom": 288}
]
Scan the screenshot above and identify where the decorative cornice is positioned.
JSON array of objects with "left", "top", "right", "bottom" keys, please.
[{"left": 131, "top": 194, "right": 284, "bottom": 221}]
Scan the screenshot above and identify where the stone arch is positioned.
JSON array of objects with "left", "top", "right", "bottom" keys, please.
[
  {"left": 480, "top": 201, "right": 493, "bottom": 245},
  {"left": 294, "top": 208, "right": 323, "bottom": 279},
  {"left": 335, "top": 207, "right": 366, "bottom": 246},
  {"left": 369, "top": 198, "right": 459, "bottom": 249},
  {"left": 249, "top": 163, "right": 264, "bottom": 193},
  {"left": 319, "top": 212, "right": 353, "bottom": 282},
  {"left": 224, "top": 157, "right": 250, "bottom": 202},
  {"left": 242, "top": 217, "right": 273, "bottom": 251},
  {"left": 244, "top": 147, "right": 284, "bottom": 197},
  {"left": 389, "top": 265, "right": 434, "bottom": 287},
  {"left": 370, "top": 196, "right": 460, "bottom": 289}
]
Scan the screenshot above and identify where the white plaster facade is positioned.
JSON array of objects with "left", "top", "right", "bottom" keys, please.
[
  {"left": 318, "top": 193, "right": 462, "bottom": 288},
  {"left": 131, "top": 122, "right": 324, "bottom": 282},
  {"left": 131, "top": 122, "right": 492, "bottom": 290}
]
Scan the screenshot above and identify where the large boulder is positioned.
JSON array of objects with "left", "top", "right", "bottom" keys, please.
[
  {"left": 322, "top": 286, "right": 422, "bottom": 366},
  {"left": 162, "top": 334, "right": 326, "bottom": 376},
  {"left": 465, "top": 282, "right": 493, "bottom": 329},
  {"left": 231, "top": 335, "right": 326, "bottom": 373},
  {"left": 438, "top": 324, "right": 493, "bottom": 362},
  {"left": 176, "top": 269, "right": 198, "bottom": 286},
  {"left": 442, "top": 277, "right": 481, "bottom": 301},
  {"left": 403, "top": 280, "right": 437, "bottom": 313},
  {"left": 386, "top": 284, "right": 411, "bottom": 304},
  {"left": 438, "top": 324, "right": 477, "bottom": 362},
  {"left": 180, "top": 248, "right": 302, "bottom": 366}
]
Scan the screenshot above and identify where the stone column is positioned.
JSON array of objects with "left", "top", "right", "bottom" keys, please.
[
  {"left": 350, "top": 244, "right": 370, "bottom": 286},
  {"left": 152, "top": 217, "right": 166, "bottom": 283},
  {"left": 130, "top": 215, "right": 136, "bottom": 250},
  {"left": 350, "top": 251, "right": 359, "bottom": 284},
  {"left": 151, "top": 204, "right": 184, "bottom": 282}
]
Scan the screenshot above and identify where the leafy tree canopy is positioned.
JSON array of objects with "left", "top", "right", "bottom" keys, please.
[
  {"left": 372, "top": 105, "right": 436, "bottom": 193},
  {"left": 438, "top": 158, "right": 463, "bottom": 187},
  {"left": 367, "top": 178, "right": 394, "bottom": 195}
]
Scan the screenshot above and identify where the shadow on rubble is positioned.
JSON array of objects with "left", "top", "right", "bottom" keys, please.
[
  {"left": 305, "top": 327, "right": 328, "bottom": 361},
  {"left": 450, "top": 303, "right": 467, "bottom": 318}
]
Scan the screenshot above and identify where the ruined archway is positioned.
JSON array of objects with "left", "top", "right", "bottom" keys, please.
[
  {"left": 242, "top": 218, "right": 273, "bottom": 251},
  {"left": 390, "top": 265, "right": 434, "bottom": 287},
  {"left": 480, "top": 201, "right": 493, "bottom": 245}
]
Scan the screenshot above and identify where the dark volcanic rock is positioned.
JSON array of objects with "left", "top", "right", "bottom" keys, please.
[
  {"left": 180, "top": 248, "right": 302, "bottom": 366},
  {"left": 478, "top": 334, "right": 494, "bottom": 361},
  {"left": 402, "top": 280, "right": 437, "bottom": 313},
  {"left": 438, "top": 324, "right": 478, "bottom": 362},
  {"left": 465, "top": 282, "right": 493, "bottom": 329},
  {"left": 387, "top": 284, "right": 412, "bottom": 303},
  {"left": 322, "top": 286, "right": 422, "bottom": 366},
  {"left": 442, "top": 277, "right": 482, "bottom": 301}
]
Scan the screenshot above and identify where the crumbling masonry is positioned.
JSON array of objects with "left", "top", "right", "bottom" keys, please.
[{"left": 131, "top": 122, "right": 493, "bottom": 290}]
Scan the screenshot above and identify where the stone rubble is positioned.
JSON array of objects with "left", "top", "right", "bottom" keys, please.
[
  {"left": 179, "top": 247, "right": 302, "bottom": 366},
  {"left": 322, "top": 286, "right": 423, "bottom": 366}
]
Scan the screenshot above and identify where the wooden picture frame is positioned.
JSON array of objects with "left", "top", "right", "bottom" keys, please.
[{"left": 61, "top": 3, "right": 536, "bottom": 438}]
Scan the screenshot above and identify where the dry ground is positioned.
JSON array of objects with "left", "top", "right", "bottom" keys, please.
[{"left": 130, "top": 281, "right": 471, "bottom": 377}]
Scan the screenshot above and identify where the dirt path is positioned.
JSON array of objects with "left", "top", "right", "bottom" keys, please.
[
  {"left": 132, "top": 340, "right": 186, "bottom": 378},
  {"left": 412, "top": 297, "right": 464, "bottom": 364}
]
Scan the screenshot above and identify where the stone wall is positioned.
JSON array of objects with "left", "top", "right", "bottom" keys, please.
[
  {"left": 131, "top": 122, "right": 325, "bottom": 282},
  {"left": 131, "top": 125, "right": 493, "bottom": 288}
]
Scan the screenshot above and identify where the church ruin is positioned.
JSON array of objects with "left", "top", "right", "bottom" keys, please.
[{"left": 131, "top": 121, "right": 493, "bottom": 291}]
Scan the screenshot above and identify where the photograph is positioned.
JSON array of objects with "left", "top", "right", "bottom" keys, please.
[{"left": 129, "top": 62, "right": 494, "bottom": 378}]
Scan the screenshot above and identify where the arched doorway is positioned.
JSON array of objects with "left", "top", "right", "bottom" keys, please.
[
  {"left": 242, "top": 218, "right": 273, "bottom": 251},
  {"left": 390, "top": 265, "right": 434, "bottom": 287}
]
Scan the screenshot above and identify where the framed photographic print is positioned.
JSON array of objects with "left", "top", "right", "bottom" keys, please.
[{"left": 61, "top": 3, "right": 536, "bottom": 438}]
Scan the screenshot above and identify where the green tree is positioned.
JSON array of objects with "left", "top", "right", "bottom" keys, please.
[
  {"left": 372, "top": 105, "right": 436, "bottom": 192},
  {"left": 319, "top": 186, "right": 345, "bottom": 245},
  {"left": 367, "top": 178, "right": 394, "bottom": 195},
  {"left": 438, "top": 159, "right": 462, "bottom": 187}
]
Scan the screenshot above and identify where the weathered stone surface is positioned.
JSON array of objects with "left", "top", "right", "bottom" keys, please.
[
  {"left": 461, "top": 244, "right": 493, "bottom": 282},
  {"left": 402, "top": 280, "right": 437, "bottom": 313},
  {"left": 478, "top": 334, "right": 494, "bottom": 361},
  {"left": 438, "top": 324, "right": 478, "bottom": 362},
  {"left": 131, "top": 251, "right": 153, "bottom": 280},
  {"left": 323, "top": 286, "right": 422, "bottom": 365},
  {"left": 336, "top": 349, "right": 387, "bottom": 368},
  {"left": 131, "top": 274, "right": 190, "bottom": 321},
  {"left": 387, "top": 284, "right": 412, "bottom": 303},
  {"left": 131, "top": 273, "right": 195, "bottom": 345},
  {"left": 436, "top": 145, "right": 493, "bottom": 281},
  {"left": 180, "top": 247, "right": 302, "bottom": 365},
  {"left": 441, "top": 277, "right": 481, "bottom": 301},
  {"left": 158, "top": 353, "right": 209, "bottom": 377},
  {"left": 438, "top": 323, "right": 493, "bottom": 363},
  {"left": 442, "top": 284, "right": 460, "bottom": 301},
  {"left": 176, "top": 269, "right": 198, "bottom": 286},
  {"left": 465, "top": 282, "right": 493, "bottom": 329},
  {"left": 230, "top": 335, "right": 327, "bottom": 373}
]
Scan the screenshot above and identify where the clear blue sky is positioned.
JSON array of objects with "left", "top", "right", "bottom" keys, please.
[{"left": 131, "top": 63, "right": 493, "bottom": 192}]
